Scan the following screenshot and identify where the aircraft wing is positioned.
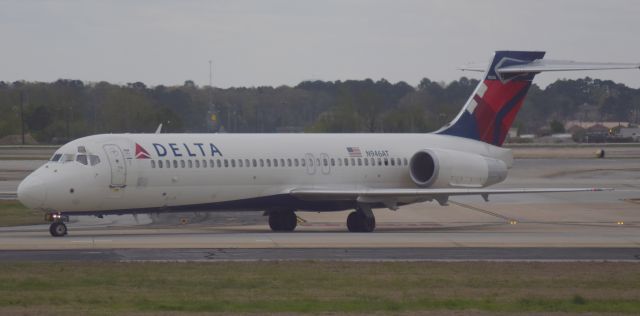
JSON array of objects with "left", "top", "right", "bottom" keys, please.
[{"left": 290, "top": 187, "right": 610, "bottom": 208}]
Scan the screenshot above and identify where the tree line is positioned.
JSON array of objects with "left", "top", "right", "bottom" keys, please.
[{"left": 0, "top": 76, "right": 638, "bottom": 144}]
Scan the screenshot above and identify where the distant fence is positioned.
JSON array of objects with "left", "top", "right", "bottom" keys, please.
[{"left": 0, "top": 192, "right": 17, "bottom": 200}]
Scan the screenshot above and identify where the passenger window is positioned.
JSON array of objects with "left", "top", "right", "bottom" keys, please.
[
  {"left": 351, "top": 158, "right": 355, "bottom": 166},
  {"left": 377, "top": 158, "right": 382, "bottom": 166},
  {"left": 231, "top": 159, "right": 236, "bottom": 168},
  {"left": 50, "top": 153, "right": 62, "bottom": 162},
  {"left": 173, "top": 160, "right": 178, "bottom": 168},
  {"left": 195, "top": 160, "right": 200, "bottom": 168},
  {"left": 287, "top": 158, "right": 292, "bottom": 167},
  {"left": 384, "top": 158, "right": 389, "bottom": 166},
  {"left": 202, "top": 159, "right": 207, "bottom": 168},
  {"left": 181, "top": 160, "right": 186, "bottom": 168},
  {"left": 364, "top": 158, "right": 368, "bottom": 166},
  {"left": 294, "top": 159, "right": 299, "bottom": 167},
  {"left": 344, "top": 158, "right": 349, "bottom": 166},
  {"left": 396, "top": 158, "right": 401, "bottom": 166},
  {"left": 210, "top": 159, "right": 215, "bottom": 168},
  {"left": 323, "top": 158, "right": 328, "bottom": 166},
  {"left": 273, "top": 159, "right": 278, "bottom": 167},
  {"left": 260, "top": 159, "right": 264, "bottom": 167},
  {"left": 253, "top": 159, "right": 257, "bottom": 167},
  {"left": 337, "top": 158, "right": 341, "bottom": 167},
  {"left": 330, "top": 158, "right": 335, "bottom": 166},
  {"left": 224, "top": 159, "right": 229, "bottom": 168},
  {"left": 188, "top": 160, "right": 193, "bottom": 168},
  {"left": 280, "top": 159, "right": 285, "bottom": 167},
  {"left": 76, "top": 154, "right": 88, "bottom": 165},
  {"left": 165, "top": 160, "right": 170, "bottom": 168},
  {"left": 370, "top": 158, "right": 375, "bottom": 166},
  {"left": 357, "top": 158, "right": 362, "bottom": 166},
  {"left": 239, "top": 159, "right": 243, "bottom": 167},
  {"left": 158, "top": 160, "right": 164, "bottom": 168},
  {"left": 301, "top": 159, "right": 305, "bottom": 167},
  {"left": 403, "top": 158, "right": 408, "bottom": 166},
  {"left": 266, "top": 159, "right": 271, "bottom": 167},
  {"left": 245, "top": 159, "right": 250, "bottom": 167},
  {"left": 390, "top": 158, "right": 395, "bottom": 166},
  {"left": 217, "top": 160, "right": 222, "bottom": 168},
  {"left": 309, "top": 159, "right": 313, "bottom": 167},
  {"left": 151, "top": 160, "right": 156, "bottom": 168}
]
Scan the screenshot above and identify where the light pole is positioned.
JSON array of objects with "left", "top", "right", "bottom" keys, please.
[{"left": 19, "top": 91, "right": 25, "bottom": 145}]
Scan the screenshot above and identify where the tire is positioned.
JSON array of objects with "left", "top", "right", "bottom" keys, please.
[
  {"left": 268, "top": 212, "right": 282, "bottom": 231},
  {"left": 361, "top": 215, "right": 376, "bottom": 233},
  {"left": 347, "top": 211, "right": 362, "bottom": 232},
  {"left": 347, "top": 211, "right": 376, "bottom": 233},
  {"left": 268, "top": 211, "right": 297, "bottom": 232},
  {"left": 49, "top": 222, "right": 67, "bottom": 237}
]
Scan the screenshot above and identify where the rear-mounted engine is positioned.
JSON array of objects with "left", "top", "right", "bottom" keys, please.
[{"left": 409, "top": 149, "right": 507, "bottom": 188}]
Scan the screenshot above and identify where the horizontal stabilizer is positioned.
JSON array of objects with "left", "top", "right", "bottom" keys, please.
[
  {"left": 498, "top": 59, "right": 640, "bottom": 73},
  {"left": 460, "top": 59, "right": 640, "bottom": 73}
]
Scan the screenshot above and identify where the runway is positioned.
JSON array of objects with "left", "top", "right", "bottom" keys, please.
[
  {"left": 0, "top": 147, "right": 639, "bottom": 261},
  {"left": 1, "top": 247, "right": 639, "bottom": 262}
]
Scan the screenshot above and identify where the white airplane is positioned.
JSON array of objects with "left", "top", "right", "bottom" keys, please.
[{"left": 17, "top": 50, "right": 639, "bottom": 237}]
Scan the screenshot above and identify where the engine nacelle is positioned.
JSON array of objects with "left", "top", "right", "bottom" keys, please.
[{"left": 409, "top": 149, "right": 507, "bottom": 188}]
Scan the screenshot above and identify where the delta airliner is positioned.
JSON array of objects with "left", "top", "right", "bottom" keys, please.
[{"left": 16, "top": 51, "right": 639, "bottom": 236}]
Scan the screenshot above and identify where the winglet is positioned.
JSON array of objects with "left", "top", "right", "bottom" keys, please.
[{"left": 155, "top": 123, "right": 163, "bottom": 134}]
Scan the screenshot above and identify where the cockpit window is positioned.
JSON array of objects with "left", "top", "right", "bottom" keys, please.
[
  {"left": 76, "top": 154, "right": 88, "bottom": 165},
  {"left": 61, "top": 154, "right": 74, "bottom": 163},
  {"left": 89, "top": 155, "right": 100, "bottom": 166},
  {"left": 50, "top": 154, "right": 62, "bottom": 162}
]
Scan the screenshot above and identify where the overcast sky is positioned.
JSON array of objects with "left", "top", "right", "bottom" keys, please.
[{"left": 1, "top": 0, "right": 639, "bottom": 88}]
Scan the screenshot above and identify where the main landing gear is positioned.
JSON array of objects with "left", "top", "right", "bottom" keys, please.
[
  {"left": 347, "top": 205, "right": 376, "bottom": 233},
  {"left": 46, "top": 213, "right": 69, "bottom": 237},
  {"left": 268, "top": 210, "right": 298, "bottom": 232}
]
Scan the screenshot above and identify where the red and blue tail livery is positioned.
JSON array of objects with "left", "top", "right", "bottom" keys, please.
[{"left": 437, "top": 51, "right": 545, "bottom": 146}]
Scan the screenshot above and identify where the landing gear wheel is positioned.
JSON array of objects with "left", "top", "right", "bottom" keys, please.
[
  {"left": 347, "top": 211, "right": 362, "bottom": 232},
  {"left": 268, "top": 210, "right": 297, "bottom": 232},
  {"left": 347, "top": 209, "right": 376, "bottom": 233},
  {"left": 49, "top": 222, "right": 67, "bottom": 237}
]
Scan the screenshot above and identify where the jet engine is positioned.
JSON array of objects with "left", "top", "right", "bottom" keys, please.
[{"left": 409, "top": 149, "right": 507, "bottom": 188}]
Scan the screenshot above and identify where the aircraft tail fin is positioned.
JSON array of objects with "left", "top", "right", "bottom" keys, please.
[{"left": 436, "top": 51, "right": 640, "bottom": 146}]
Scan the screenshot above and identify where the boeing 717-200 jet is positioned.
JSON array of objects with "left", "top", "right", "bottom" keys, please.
[{"left": 16, "top": 51, "right": 640, "bottom": 236}]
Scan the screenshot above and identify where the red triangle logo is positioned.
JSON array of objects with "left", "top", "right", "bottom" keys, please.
[{"left": 135, "top": 143, "right": 151, "bottom": 159}]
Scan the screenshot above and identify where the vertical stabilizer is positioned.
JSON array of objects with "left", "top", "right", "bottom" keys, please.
[{"left": 437, "top": 51, "right": 545, "bottom": 146}]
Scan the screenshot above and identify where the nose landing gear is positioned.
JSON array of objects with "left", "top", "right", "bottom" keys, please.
[
  {"left": 45, "top": 213, "right": 69, "bottom": 237},
  {"left": 49, "top": 222, "right": 67, "bottom": 237}
]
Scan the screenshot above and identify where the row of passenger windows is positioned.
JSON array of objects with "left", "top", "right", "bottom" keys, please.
[{"left": 150, "top": 157, "right": 409, "bottom": 169}]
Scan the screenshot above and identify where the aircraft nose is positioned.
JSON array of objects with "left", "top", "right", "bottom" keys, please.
[{"left": 17, "top": 175, "right": 47, "bottom": 209}]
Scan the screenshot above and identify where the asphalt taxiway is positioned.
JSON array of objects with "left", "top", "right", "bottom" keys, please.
[{"left": 1, "top": 248, "right": 638, "bottom": 262}]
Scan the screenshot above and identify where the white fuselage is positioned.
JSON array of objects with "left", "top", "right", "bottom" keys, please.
[{"left": 18, "top": 133, "right": 512, "bottom": 215}]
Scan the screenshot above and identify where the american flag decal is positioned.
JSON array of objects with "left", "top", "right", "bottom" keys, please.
[{"left": 346, "top": 147, "right": 362, "bottom": 157}]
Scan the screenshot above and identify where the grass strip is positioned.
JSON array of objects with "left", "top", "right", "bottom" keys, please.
[
  {"left": 0, "top": 261, "right": 638, "bottom": 315},
  {"left": 0, "top": 200, "right": 43, "bottom": 226}
]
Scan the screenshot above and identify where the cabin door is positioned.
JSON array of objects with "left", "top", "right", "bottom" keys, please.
[
  {"left": 304, "top": 153, "right": 316, "bottom": 175},
  {"left": 103, "top": 144, "right": 127, "bottom": 188}
]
